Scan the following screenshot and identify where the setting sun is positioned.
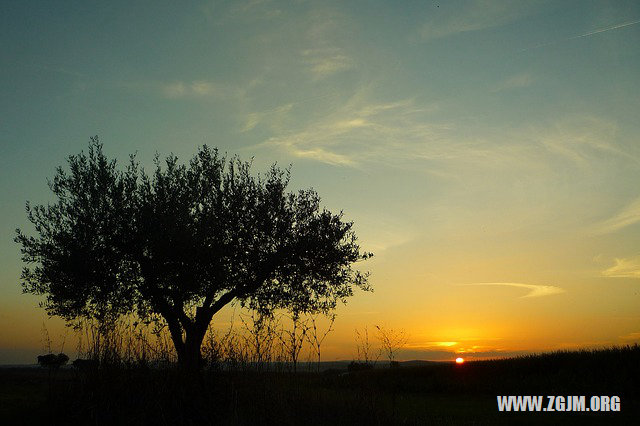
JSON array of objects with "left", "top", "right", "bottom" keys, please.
[{"left": 455, "top": 357, "right": 465, "bottom": 364}]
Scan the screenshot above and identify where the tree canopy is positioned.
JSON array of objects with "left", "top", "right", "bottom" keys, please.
[{"left": 15, "top": 138, "right": 372, "bottom": 368}]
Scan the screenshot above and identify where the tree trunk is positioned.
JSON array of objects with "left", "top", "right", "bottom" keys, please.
[
  {"left": 163, "top": 293, "right": 234, "bottom": 371},
  {"left": 176, "top": 321, "right": 209, "bottom": 371},
  {"left": 179, "top": 338, "right": 204, "bottom": 371}
]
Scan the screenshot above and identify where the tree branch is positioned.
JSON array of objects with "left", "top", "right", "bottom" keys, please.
[{"left": 210, "top": 289, "right": 238, "bottom": 316}]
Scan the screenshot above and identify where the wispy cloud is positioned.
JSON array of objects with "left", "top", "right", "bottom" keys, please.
[
  {"left": 300, "top": 10, "right": 355, "bottom": 79},
  {"left": 354, "top": 217, "right": 416, "bottom": 253},
  {"left": 405, "top": 341, "right": 458, "bottom": 348},
  {"left": 250, "top": 91, "right": 601, "bottom": 172},
  {"left": 202, "top": 0, "right": 282, "bottom": 24},
  {"left": 398, "top": 348, "right": 527, "bottom": 361},
  {"left": 245, "top": 75, "right": 634, "bottom": 176},
  {"left": 287, "top": 146, "right": 355, "bottom": 166},
  {"left": 259, "top": 76, "right": 533, "bottom": 171},
  {"left": 241, "top": 103, "right": 293, "bottom": 132},
  {"left": 491, "top": 72, "right": 534, "bottom": 92},
  {"left": 402, "top": 336, "right": 511, "bottom": 359},
  {"left": 602, "top": 255, "right": 640, "bottom": 278},
  {"left": 301, "top": 47, "right": 354, "bottom": 78},
  {"left": 38, "top": 64, "right": 88, "bottom": 79},
  {"left": 463, "top": 282, "right": 566, "bottom": 298},
  {"left": 593, "top": 197, "right": 640, "bottom": 235},
  {"left": 162, "top": 80, "right": 227, "bottom": 99},
  {"left": 419, "top": 0, "right": 543, "bottom": 41},
  {"left": 538, "top": 116, "right": 629, "bottom": 167},
  {"left": 619, "top": 332, "right": 640, "bottom": 341},
  {"left": 253, "top": 94, "right": 447, "bottom": 167},
  {"left": 521, "top": 18, "right": 640, "bottom": 52},
  {"left": 232, "top": 0, "right": 269, "bottom": 14}
]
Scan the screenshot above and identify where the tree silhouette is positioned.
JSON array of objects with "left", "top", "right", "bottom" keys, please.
[{"left": 16, "top": 137, "right": 372, "bottom": 369}]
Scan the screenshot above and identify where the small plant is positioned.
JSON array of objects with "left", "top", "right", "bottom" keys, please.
[
  {"left": 278, "top": 311, "right": 309, "bottom": 372},
  {"left": 375, "top": 325, "right": 407, "bottom": 367},
  {"left": 239, "top": 310, "right": 278, "bottom": 370},
  {"left": 306, "top": 313, "right": 336, "bottom": 372},
  {"left": 354, "top": 326, "right": 380, "bottom": 367},
  {"left": 40, "top": 321, "right": 52, "bottom": 354}
]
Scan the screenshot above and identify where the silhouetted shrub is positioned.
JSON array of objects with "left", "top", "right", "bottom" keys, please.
[{"left": 37, "top": 353, "right": 69, "bottom": 368}]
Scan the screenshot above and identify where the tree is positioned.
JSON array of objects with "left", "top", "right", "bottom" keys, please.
[{"left": 16, "top": 137, "right": 372, "bottom": 369}]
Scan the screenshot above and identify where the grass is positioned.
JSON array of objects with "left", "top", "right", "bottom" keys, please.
[{"left": 1, "top": 345, "right": 638, "bottom": 425}]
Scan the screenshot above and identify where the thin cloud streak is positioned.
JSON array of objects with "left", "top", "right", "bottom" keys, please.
[
  {"left": 301, "top": 9, "right": 355, "bottom": 79},
  {"left": 302, "top": 47, "right": 354, "bottom": 78},
  {"left": 463, "top": 282, "right": 566, "bottom": 298},
  {"left": 520, "top": 18, "right": 640, "bottom": 52},
  {"left": 419, "top": 0, "right": 544, "bottom": 41},
  {"left": 619, "top": 332, "right": 640, "bottom": 341},
  {"left": 491, "top": 72, "right": 534, "bottom": 92},
  {"left": 289, "top": 146, "right": 355, "bottom": 166},
  {"left": 571, "top": 19, "right": 640, "bottom": 40},
  {"left": 162, "top": 80, "right": 228, "bottom": 99},
  {"left": 602, "top": 255, "right": 640, "bottom": 279},
  {"left": 537, "top": 116, "right": 634, "bottom": 167},
  {"left": 354, "top": 217, "right": 416, "bottom": 254},
  {"left": 398, "top": 348, "right": 528, "bottom": 361},
  {"left": 592, "top": 197, "right": 640, "bottom": 235},
  {"left": 250, "top": 88, "right": 517, "bottom": 169},
  {"left": 404, "top": 341, "right": 458, "bottom": 349},
  {"left": 251, "top": 91, "right": 630, "bottom": 175}
]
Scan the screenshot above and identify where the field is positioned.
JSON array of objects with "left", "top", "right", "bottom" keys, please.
[{"left": 1, "top": 345, "right": 638, "bottom": 425}]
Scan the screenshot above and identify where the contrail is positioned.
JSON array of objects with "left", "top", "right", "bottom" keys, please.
[
  {"left": 520, "top": 18, "right": 640, "bottom": 52},
  {"left": 570, "top": 19, "right": 640, "bottom": 40},
  {"left": 460, "top": 282, "right": 566, "bottom": 298}
]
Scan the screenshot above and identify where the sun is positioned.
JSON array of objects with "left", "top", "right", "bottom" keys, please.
[{"left": 455, "top": 357, "right": 464, "bottom": 364}]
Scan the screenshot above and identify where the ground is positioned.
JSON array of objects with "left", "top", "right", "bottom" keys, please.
[{"left": 1, "top": 346, "right": 638, "bottom": 425}]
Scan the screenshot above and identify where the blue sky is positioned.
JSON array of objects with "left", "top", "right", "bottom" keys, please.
[{"left": 1, "top": 0, "right": 639, "bottom": 363}]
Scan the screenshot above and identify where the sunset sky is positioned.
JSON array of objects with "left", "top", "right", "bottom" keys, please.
[{"left": 1, "top": 0, "right": 639, "bottom": 364}]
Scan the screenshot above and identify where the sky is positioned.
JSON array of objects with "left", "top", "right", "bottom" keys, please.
[{"left": 1, "top": 0, "right": 639, "bottom": 364}]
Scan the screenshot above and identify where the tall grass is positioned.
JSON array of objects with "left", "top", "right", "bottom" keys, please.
[{"left": 68, "top": 310, "right": 341, "bottom": 372}]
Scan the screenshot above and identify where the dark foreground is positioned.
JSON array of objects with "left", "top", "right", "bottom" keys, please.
[{"left": 1, "top": 346, "right": 638, "bottom": 425}]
